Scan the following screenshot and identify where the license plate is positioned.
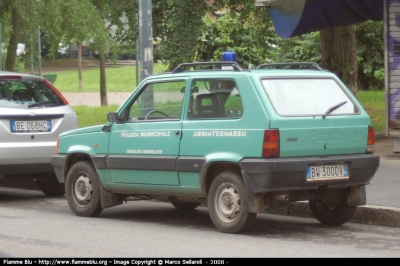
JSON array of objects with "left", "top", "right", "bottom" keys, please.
[
  {"left": 11, "top": 120, "right": 52, "bottom": 132},
  {"left": 306, "top": 164, "right": 349, "bottom": 180}
]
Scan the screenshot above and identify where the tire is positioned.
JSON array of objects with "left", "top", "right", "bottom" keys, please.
[
  {"left": 65, "top": 161, "right": 103, "bottom": 217},
  {"left": 36, "top": 174, "right": 65, "bottom": 197},
  {"left": 170, "top": 197, "right": 201, "bottom": 211},
  {"left": 309, "top": 190, "right": 356, "bottom": 226},
  {"left": 208, "top": 171, "right": 256, "bottom": 234}
]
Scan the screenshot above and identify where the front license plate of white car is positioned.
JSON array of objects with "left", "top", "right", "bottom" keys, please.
[
  {"left": 11, "top": 120, "right": 52, "bottom": 132},
  {"left": 306, "top": 164, "right": 349, "bottom": 180}
]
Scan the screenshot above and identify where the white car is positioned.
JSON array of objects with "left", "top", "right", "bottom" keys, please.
[
  {"left": 0, "top": 71, "right": 79, "bottom": 196},
  {"left": 16, "top": 43, "right": 26, "bottom": 57}
]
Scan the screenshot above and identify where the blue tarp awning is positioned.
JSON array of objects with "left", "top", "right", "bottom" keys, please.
[{"left": 270, "top": 0, "right": 384, "bottom": 39}]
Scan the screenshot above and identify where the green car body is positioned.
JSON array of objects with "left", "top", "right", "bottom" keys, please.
[{"left": 52, "top": 62, "right": 379, "bottom": 234}]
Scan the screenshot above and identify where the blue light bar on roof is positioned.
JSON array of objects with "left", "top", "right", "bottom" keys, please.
[{"left": 222, "top": 50, "right": 236, "bottom": 62}]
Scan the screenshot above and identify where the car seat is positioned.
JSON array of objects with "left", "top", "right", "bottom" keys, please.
[
  {"left": 12, "top": 89, "right": 33, "bottom": 102},
  {"left": 195, "top": 94, "right": 218, "bottom": 118}
]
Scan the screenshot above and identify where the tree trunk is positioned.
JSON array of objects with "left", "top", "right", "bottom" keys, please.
[
  {"left": 99, "top": 52, "right": 108, "bottom": 106},
  {"left": 320, "top": 25, "right": 358, "bottom": 97},
  {"left": 78, "top": 43, "right": 83, "bottom": 90},
  {"left": 5, "top": 8, "right": 21, "bottom": 72}
]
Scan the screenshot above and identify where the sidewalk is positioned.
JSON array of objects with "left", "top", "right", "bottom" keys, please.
[{"left": 374, "top": 134, "right": 400, "bottom": 160}]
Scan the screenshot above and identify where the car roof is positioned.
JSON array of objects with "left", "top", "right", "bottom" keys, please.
[{"left": 145, "top": 61, "right": 336, "bottom": 81}]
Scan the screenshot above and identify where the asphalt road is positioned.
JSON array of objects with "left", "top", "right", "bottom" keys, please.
[
  {"left": 1, "top": 189, "right": 400, "bottom": 258},
  {"left": 366, "top": 159, "right": 400, "bottom": 208}
]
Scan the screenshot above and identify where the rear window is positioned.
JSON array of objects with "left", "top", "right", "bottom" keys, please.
[
  {"left": 261, "top": 78, "right": 358, "bottom": 116},
  {"left": 0, "top": 80, "right": 65, "bottom": 107}
]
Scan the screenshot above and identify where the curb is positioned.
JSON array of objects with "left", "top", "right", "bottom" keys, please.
[{"left": 267, "top": 202, "right": 400, "bottom": 228}]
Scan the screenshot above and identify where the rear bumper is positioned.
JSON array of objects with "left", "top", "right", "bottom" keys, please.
[
  {"left": 239, "top": 154, "right": 380, "bottom": 194},
  {"left": 0, "top": 163, "right": 54, "bottom": 176}
]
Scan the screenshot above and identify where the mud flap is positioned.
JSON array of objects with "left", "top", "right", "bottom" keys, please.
[
  {"left": 348, "top": 185, "right": 366, "bottom": 207},
  {"left": 100, "top": 183, "right": 123, "bottom": 209}
]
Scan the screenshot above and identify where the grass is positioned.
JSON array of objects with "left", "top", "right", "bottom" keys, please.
[
  {"left": 51, "top": 63, "right": 168, "bottom": 92},
  {"left": 358, "top": 90, "right": 385, "bottom": 134},
  {"left": 73, "top": 105, "right": 120, "bottom": 128},
  {"left": 40, "top": 61, "right": 386, "bottom": 133}
]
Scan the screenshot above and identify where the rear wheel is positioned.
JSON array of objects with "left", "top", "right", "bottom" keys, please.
[
  {"left": 309, "top": 189, "right": 356, "bottom": 226},
  {"left": 65, "top": 161, "right": 103, "bottom": 217},
  {"left": 36, "top": 174, "right": 65, "bottom": 197},
  {"left": 208, "top": 171, "right": 256, "bottom": 234},
  {"left": 170, "top": 197, "right": 201, "bottom": 211}
]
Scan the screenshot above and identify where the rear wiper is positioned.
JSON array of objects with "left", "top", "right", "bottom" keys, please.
[
  {"left": 322, "top": 101, "right": 347, "bottom": 119},
  {"left": 28, "top": 101, "right": 56, "bottom": 108}
]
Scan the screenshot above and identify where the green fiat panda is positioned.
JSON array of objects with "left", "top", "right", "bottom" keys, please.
[{"left": 52, "top": 61, "right": 379, "bottom": 234}]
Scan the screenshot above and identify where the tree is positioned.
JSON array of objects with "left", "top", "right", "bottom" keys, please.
[
  {"left": 356, "top": 20, "right": 384, "bottom": 91},
  {"left": 152, "top": 0, "right": 207, "bottom": 69},
  {"left": 153, "top": 0, "right": 278, "bottom": 69},
  {"left": 90, "top": 0, "right": 138, "bottom": 105},
  {"left": 320, "top": 25, "right": 358, "bottom": 97},
  {"left": 0, "top": 0, "right": 37, "bottom": 72},
  {"left": 195, "top": 8, "right": 277, "bottom": 68}
]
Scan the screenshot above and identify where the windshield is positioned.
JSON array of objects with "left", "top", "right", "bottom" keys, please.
[
  {"left": 261, "top": 78, "right": 358, "bottom": 117},
  {"left": 0, "top": 80, "right": 65, "bottom": 108}
]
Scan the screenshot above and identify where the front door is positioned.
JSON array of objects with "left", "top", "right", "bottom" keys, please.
[{"left": 108, "top": 79, "right": 187, "bottom": 185}]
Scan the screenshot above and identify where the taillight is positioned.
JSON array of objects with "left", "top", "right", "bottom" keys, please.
[
  {"left": 0, "top": 75, "right": 22, "bottom": 80},
  {"left": 262, "top": 129, "right": 280, "bottom": 158},
  {"left": 367, "top": 126, "right": 375, "bottom": 153}
]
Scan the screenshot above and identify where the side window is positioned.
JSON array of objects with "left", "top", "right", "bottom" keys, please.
[
  {"left": 124, "top": 80, "right": 186, "bottom": 121},
  {"left": 188, "top": 79, "right": 243, "bottom": 119}
]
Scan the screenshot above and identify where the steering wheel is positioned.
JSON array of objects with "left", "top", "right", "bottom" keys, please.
[{"left": 145, "top": 110, "right": 170, "bottom": 120}]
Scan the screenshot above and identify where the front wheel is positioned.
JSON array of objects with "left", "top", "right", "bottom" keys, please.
[
  {"left": 309, "top": 189, "right": 356, "bottom": 226},
  {"left": 208, "top": 171, "right": 256, "bottom": 234},
  {"left": 65, "top": 161, "right": 103, "bottom": 217}
]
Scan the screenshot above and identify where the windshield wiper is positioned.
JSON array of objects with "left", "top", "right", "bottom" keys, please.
[
  {"left": 322, "top": 101, "right": 347, "bottom": 119},
  {"left": 28, "top": 101, "right": 56, "bottom": 108}
]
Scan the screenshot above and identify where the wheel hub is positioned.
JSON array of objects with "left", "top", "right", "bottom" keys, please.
[
  {"left": 74, "top": 174, "right": 92, "bottom": 206},
  {"left": 215, "top": 185, "right": 241, "bottom": 223}
]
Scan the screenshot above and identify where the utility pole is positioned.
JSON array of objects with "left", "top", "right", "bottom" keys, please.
[
  {"left": 138, "top": 0, "right": 153, "bottom": 82},
  {"left": 0, "top": 22, "right": 2, "bottom": 71},
  {"left": 38, "top": 26, "right": 42, "bottom": 76},
  {"left": 138, "top": 0, "right": 154, "bottom": 116}
]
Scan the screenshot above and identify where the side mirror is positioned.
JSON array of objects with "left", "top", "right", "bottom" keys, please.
[{"left": 107, "top": 112, "right": 119, "bottom": 122}]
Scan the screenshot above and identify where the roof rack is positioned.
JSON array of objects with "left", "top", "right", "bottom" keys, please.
[
  {"left": 172, "top": 61, "right": 243, "bottom": 73},
  {"left": 256, "top": 62, "right": 323, "bottom": 71}
]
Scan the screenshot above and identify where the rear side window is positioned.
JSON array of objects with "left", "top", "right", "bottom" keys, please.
[
  {"left": 0, "top": 80, "right": 65, "bottom": 107},
  {"left": 261, "top": 78, "right": 358, "bottom": 116},
  {"left": 188, "top": 79, "right": 243, "bottom": 119}
]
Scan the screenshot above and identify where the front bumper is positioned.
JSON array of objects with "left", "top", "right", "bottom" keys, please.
[{"left": 239, "top": 154, "right": 380, "bottom": 194}]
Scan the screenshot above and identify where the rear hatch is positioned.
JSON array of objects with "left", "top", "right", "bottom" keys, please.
[
  {"left": 259, "top": 75, "right": 371, "bottom": 157},
  {"left": 0, "top": 75, "right": 79, "bottom": 163}
]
